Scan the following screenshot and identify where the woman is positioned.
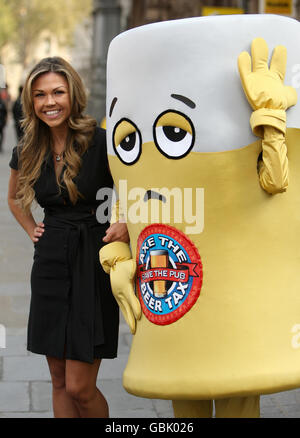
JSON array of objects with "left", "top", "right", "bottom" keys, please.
[{"left": 7, "top": 57, "right": 128, "bottom": 418}]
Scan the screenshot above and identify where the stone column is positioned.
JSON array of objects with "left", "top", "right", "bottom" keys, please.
[{"left": 88, "top": 0, "right": 121, "bottom": 123}]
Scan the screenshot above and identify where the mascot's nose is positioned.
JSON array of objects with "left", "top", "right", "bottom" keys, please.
[{"left": 144, "top": 190, "right": 166, "bottom": 203}]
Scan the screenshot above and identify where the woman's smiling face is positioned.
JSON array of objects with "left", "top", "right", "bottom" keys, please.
[{"left": 32, "top": 72, "right": 71, "bottom": 131}]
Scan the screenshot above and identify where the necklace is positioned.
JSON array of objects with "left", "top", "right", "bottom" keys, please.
[{"left": 53, "top": 150, "right": 65, "bottom": 162}]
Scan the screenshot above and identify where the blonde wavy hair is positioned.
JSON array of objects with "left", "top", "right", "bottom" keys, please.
[{"left": 16, "top": 56, "right": 97, "bottom": 213}]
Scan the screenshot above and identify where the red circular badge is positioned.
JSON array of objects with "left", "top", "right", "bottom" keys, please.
[{"left": 136, "top": 224, "right": 203, "bottom": 325}]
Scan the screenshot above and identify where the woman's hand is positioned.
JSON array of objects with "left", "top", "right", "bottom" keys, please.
[
  {"left": 102, "top": 221, "right": 129, "bottom": 243},
  {"left": 31, "top": 222, "right": 45, "bottom": 244}
]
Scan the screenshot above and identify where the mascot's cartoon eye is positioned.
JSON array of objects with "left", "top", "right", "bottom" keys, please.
[
  {"left": 113, "top": 118, "right": 142, "bottom": 165},
  {"left": 120, "top": 132, "right": 137, "bottom": 151},
  {"left": 162, "top": 126, "right": 187, "bottom": 142},
  {"left": 153, "top": 110, "right": 195, "bottom": 159}
]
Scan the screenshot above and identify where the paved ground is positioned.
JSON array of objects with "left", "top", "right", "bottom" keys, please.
[{"left": 1, "top": 117, "right": 300, "bottom": 418}]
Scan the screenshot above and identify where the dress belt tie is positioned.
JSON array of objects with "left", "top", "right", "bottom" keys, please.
[{"left": 44, "top": 210, "right": 106, "bottom": 364}]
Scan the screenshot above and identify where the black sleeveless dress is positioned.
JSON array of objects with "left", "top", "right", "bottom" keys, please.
[{"left": 9, "top": 127, "right": 119, "bottom": 363}]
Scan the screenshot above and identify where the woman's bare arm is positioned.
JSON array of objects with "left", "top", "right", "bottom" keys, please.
[{"left": 7, "top": 169, "right": 44, "bottom": 243}]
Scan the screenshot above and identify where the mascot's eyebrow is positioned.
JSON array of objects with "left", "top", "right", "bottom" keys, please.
[
  {"left": 109, "top": 97, "right": 118, "bottom": 117},
  {"left": 171, "top": 94, "right": 196, "bottom": 109}
]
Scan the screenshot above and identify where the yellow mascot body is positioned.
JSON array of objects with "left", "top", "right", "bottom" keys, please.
[{"left": 101, "top": 14, "right": 300, "bottom": 416}]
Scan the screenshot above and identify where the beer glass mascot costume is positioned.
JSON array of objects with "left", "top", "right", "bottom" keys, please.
[{"left": 100, "top": 14, "right": 300, "bottom": 417}]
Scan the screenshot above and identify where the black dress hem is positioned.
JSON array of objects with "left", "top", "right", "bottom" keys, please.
[{"left": 27, "top": 346, "right": 118, "bottom": 364}]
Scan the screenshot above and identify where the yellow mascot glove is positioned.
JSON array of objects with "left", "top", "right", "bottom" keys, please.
[
  {"left": 100, "top": 241, "right": 142, "bottom": 334},
  {"left": 238, "top": 37, "right": 297, "bottom": 137}
]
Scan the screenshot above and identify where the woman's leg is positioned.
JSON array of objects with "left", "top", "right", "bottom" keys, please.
[
  {"left": 46, "top": 356, "right": 81, "bottom": 418},
  {"left": 65, "top": 358, "right": 108, "bottom": 418}
]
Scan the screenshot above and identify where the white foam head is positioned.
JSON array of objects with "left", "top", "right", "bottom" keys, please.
[{"left": 106, "top": 14, "right": 300, "bottom": 154}]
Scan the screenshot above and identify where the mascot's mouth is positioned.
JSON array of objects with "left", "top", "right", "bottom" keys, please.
[{"left": 144, "top": 190, "right": 166, "bottom": 203}]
